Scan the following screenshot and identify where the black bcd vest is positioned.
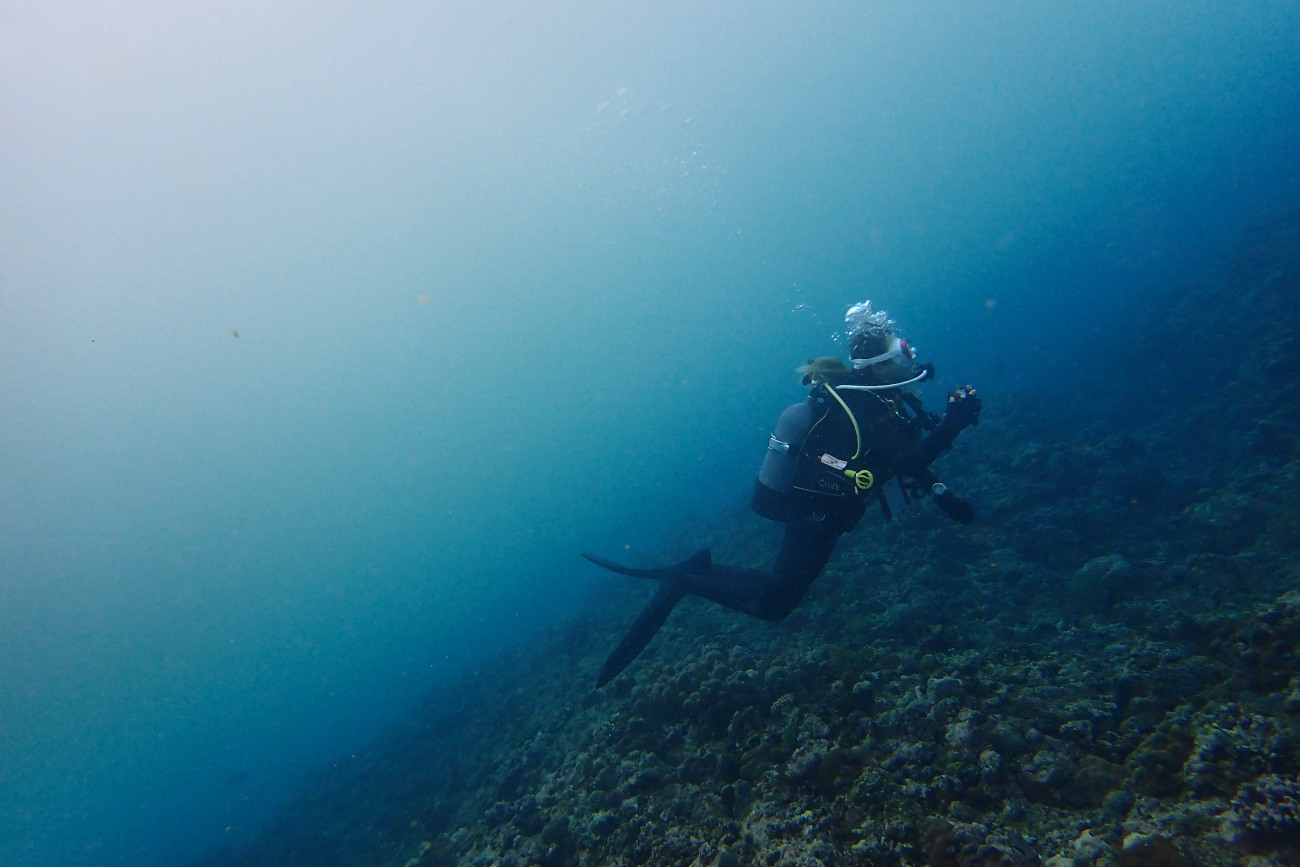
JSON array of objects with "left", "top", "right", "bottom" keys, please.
[{"left": 791, "top": 382, "right": 923, "bottom": 500}]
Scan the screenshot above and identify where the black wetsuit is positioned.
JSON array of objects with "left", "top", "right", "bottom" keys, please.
[{"left": 589, "top": 370, "right": 976, "bottom": 687}]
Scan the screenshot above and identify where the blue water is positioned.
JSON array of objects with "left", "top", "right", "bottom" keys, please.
[{"left": 2, "top": 3, "right": 1298, "bottom": 865}]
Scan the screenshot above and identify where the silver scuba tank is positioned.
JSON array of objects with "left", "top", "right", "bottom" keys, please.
[{"left": 758, "top": 401, "right": 817, "bottom": 494}]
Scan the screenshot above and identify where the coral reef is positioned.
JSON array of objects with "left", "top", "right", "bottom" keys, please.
[
  {"left": 191, "top": 215, "right": 1300, "bottom": 867},
  {"left": 1225, "top": 774, "right": 1300, "bottom": 851}
]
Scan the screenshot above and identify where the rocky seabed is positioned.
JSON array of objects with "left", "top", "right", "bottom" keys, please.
[{"left": 195, "top": 215, "right": 1300, "bottom": 867}]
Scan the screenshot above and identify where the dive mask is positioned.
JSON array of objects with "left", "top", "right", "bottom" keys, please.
[{"left": 851, "top": 337, "right": 915, "bottom": 370}]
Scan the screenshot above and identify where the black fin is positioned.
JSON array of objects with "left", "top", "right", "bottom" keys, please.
[
  {"left": 935, "top": 490, "right": 975, "bottom": 524},
  {"left": 582, "top": 549, "right": 711, "bottom": 580},
  {"left": 589, "top": 550, "right": 712, "bottom": 688},
  {"left": 596, "top": 580, "right": 685, "bottom": 688}
]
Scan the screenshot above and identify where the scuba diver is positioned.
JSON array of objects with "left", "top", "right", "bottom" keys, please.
[{"left": 584, "top": 301, "right": 982, "bottom": 687}]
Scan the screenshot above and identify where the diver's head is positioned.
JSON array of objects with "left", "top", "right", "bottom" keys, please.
[{"left": 845, "top": 300, "right": 919, "bottom": 385}]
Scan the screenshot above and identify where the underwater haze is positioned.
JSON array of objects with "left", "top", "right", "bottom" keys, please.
[{"left": 2, "top": 2, "right": 1299, "bottom": 866}]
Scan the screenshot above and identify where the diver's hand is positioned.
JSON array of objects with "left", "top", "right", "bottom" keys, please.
[
  {"left": 933, "top": 486, "right": 976, "bottom": 524},
  {"left": 942, "top": 386, "right": 981, "bottom": 430}
]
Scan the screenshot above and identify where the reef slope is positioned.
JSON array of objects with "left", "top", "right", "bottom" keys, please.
[{"left": 194, "top": 214, "right": 1300, "bottom": 867}]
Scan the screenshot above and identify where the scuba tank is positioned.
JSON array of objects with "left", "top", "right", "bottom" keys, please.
[
  {"left": 751, "top": 381, "right": 922, "bottom": 523},
  {"left": 757, "top": 400, "right": 817, "bottom": 499},
  {"left": 751, "top": 396, "right": 817, "bottom": 523}
]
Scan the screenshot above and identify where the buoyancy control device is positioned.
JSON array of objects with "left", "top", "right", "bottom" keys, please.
[{"left": 752, "top": 382, "right": 923, "bottom": 523}]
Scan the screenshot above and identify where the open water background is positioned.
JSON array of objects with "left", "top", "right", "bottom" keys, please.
[{"left": 3, "top": 3, "right": 1299, "bottom": 865}]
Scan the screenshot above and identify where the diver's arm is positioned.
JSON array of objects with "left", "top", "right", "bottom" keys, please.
[
  {"left": 900, "top": 387, "right": 981, "bottom": 473},
  {"left": 904, "top": 468, "right": 975, "bottom": 524}
]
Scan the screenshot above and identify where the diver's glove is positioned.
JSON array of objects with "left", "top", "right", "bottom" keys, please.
[
  {"left": 931, "top": 482, "right": 975, "bottom": 524},
  {"left": 900, "top": 386, "right": 982, "bottom": 474},
  {"left": 940, "top": 386, "right": 981, "bottom": 432}
]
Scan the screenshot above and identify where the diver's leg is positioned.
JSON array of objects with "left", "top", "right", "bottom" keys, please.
[
  {"left": 763, "top": 518, "right": 843, "bottom": 615},
  {"left": 590, "top": 501, "right": 862, "bottom": 686},
  {"left": 681, "top": 518, "right": 842, "bottom": 620}
]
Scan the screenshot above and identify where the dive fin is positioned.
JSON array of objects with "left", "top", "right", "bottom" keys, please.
[
  {"left": 581, "top": 549, "right": 711, "bottom": 580},
  {"left": 596, "top": 580, "right": 685, "bottom": 687},
  {"left": 587, "top": 550, "right": 712, "bottom": 687}
]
